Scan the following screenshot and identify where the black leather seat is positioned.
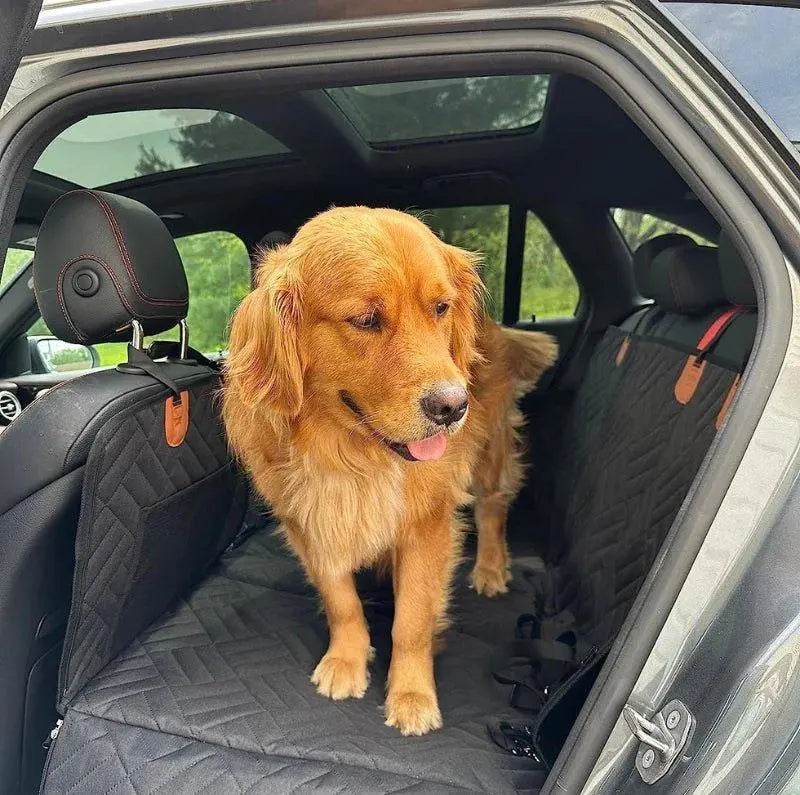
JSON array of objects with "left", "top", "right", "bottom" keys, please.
[{"left": 0, "top": 189, "right": 228, "bottom": 793}]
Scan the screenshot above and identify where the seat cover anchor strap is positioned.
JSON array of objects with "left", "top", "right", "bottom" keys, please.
[{"left": 674, "top": 306, "right": 745, "bottom": 405}]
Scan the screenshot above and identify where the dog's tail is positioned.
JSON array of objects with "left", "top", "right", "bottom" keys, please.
[{"left": 500, "top": 326, "right": 559, "bottom": 386}]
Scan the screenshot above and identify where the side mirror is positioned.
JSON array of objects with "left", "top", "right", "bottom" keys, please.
[{"left": 33, "top": 337, "right": 99, "bottom": 374}]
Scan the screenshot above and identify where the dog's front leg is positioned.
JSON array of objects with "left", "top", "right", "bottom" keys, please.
[
  {"left": 385, "top": 511, "right": 453, "bottom": 736},
  {"left": 310, "top": 569, "right": 372, "bottom": 700}
]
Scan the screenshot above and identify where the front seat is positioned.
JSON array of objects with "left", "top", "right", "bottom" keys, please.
[{"left": 0, "top": 189, "right": 245, "bottom": 793}]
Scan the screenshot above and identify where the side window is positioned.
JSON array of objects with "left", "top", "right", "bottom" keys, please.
[
  {"left": 519, "top": 212, "right": 579, "bottom": 321},
  {"left": 174, "top": 231, "right": 251, "bottom": 353},
  {"left": 422, "top": 206, "right": 508, "bottom": 322},
  {"left": 28, "top": 230, "right": 251, "bottom": 368},
  {"left": 612, "top": 209, "right": 714, "bottom": 249},
  {"left": 1, "top": 246, "right": 33, "bottom": 293}
]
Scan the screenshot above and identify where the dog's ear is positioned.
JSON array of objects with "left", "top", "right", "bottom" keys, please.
[
  {"left": 441, "top": 242, "right": 485, "bottom": 375},
  {"left": 226, "top": 245, "right": 304, "bottom": 416}
]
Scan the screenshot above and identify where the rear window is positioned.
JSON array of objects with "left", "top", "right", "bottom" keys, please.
[
  {"left": 520, "top": 213, "right": 579, "bottom": 320},
  {"left": 423, "top": 206, "right": 508, "bottom": 321},
  {"left": 35, "top": 109, "right": 288, "bottom": 187},
  {"left": 326, "top": 76, "right": 550, "bottom": 144},
  {"left": 423, "top": 206, "right": 579, "bottom": 322},
  {"left": 612, "top": 209, "right": 714, "bottom": 249}
]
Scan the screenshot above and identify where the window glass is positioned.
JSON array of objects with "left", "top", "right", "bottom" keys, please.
[
  {"left": 665, "top": 3, "right": 800, "bottom": 144},
  {"left": 1, "top": 246, "right": 32, "bottom": 293},
  {"left": 520, "top": 213, "right": 579, "bottom": 320},
  {"left": 327, "top": 75, "right": 550, "bottom": 143},
  {"left": 422, "top": 206, "right": 508, "bottom": 321},
  {"left": 35, "top": 109, "right": 288, "bottom": 187},
  {"left": 612, "top": 209, "right": 714, "bottom": 249},
  {"left": 29, "top": 231, "right": 251, "bottom": 368}
]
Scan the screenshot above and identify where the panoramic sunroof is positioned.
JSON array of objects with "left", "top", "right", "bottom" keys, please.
[
  {"left": 326, "top": 75, "right": 550, "bottom": 143},
  {"left": 35, "top": 109, "right": 289, "bottom": 187}
]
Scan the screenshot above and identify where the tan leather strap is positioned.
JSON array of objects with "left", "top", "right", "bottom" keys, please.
[{"left": 674, "top": 306, "right": 745, "bottom": 405}]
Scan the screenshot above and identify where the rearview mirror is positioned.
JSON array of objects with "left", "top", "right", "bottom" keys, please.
[{"left": 34, "top": 337, "right": 99, "bottom": 373}]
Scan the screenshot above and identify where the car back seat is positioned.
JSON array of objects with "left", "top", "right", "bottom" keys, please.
[
  {"left": 546, "top": 232, "right": 755, "bottom": 648},
  {"left": 40, "top": 234, "right": 757, "bottom": 794},
  {"left": 486, "top": 233, "right": 756, "bottom": 761},
  {"left": 20, "top": 190, "right": 247, "bottom": 793}
]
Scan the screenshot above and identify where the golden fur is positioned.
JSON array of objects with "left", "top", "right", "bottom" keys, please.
[{"left": 222, "top": 207, "right": 557, "bottom": 735}]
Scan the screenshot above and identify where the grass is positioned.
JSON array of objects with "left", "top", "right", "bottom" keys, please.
[{"left": 519, "top": 285, "right": 579, "bottom": 322}]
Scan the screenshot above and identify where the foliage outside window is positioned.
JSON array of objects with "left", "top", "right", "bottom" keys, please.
[
  {"left": 21, "top": 230, "right": 250, "bottom": 367},
  {"left": 520, "top": 213, "right": 579, "bottom": 321},
  {"left": 35, "top": 109, "right": 287, "bottom": 188},
  {"left": 1, "top": 247, "right": 32, "bottom": 292},
  {"left": 327, "top": 75, "right": 550, "bottom": 143},
  {"left": 612, "top": 209, "right": 713, "bottom": 250},
  {"left": 422, "top": 206, "right": 508, "bottom": 322}
]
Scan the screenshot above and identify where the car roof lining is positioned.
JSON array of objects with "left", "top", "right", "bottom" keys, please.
[{"left": 10, "top": 69, "right": 718, "bottom": 245}]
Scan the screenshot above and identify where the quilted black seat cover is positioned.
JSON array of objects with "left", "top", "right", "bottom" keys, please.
[
  {"left": 58, "top": 375, "right": 248, "bottom": 711},
  {"left": 43, "top": 529, "right": 549, "bottom": 794}
]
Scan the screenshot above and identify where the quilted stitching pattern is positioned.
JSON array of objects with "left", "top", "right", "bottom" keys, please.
[
  {"left": 43, "top": 712, "right": 473, "bottom": 794},
  {"left": 45, "top": 317, "right": 746, "bottom": 792},
  {"left": 61, "top": 377, "right": 242, "bottom": 706},
  {"left": 550, "top": 331, "right": 622, "bottom": 558},
  {"left": 554, "top": 330, "right": 737, "bottom": 642},
  {"left": 47, "top": 530, "right": 547, "bottom": 794}
]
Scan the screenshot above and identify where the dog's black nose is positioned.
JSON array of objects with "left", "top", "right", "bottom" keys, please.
[{"left": 420, "top": 385, "right": 468, "bottom": 426}]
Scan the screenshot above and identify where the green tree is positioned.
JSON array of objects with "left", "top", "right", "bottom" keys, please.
[
  {"left": 1, "top": 247, "right": 33, "bottom": 291},
  {"left": 520, "top": 213, "right": 578, "bottom": 320},
  {"left": 612, "top": 209, "right": 711, "bottom": 249},
  {"left": 419, "top": 206, "right": 507, "bottom": 321},
  {"left": 328, "top": 75, "right": 549, "bottom": 141}
]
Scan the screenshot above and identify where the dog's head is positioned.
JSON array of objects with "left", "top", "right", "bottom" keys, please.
[{"left": 226, "top": 207, "right": 484, "bottom": 462}]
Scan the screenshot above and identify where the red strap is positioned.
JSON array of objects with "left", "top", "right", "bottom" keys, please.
[{"left": 697, "top": 306, "right": 744, "bottom": 352}]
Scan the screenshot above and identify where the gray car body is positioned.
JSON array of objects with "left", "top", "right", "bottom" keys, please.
[{"left": 2, "top": 2, "right": 800, "bottom": 792}]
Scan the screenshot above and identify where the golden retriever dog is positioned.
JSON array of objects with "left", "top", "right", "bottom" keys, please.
[{"left": 222, "top": 207, "right": 557, "bottom": 736}]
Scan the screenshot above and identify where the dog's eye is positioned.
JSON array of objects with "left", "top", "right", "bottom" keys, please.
[
  {"left": 435, "top": 301, "right": 450, "bottom": 318},
  {"left": 349, "top": 311, "right": 381, "bottom": 331}
]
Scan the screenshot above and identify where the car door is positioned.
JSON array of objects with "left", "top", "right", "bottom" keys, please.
[
  {"left": 0, "top": 2, "right": 42, "bottom": 111},
  {"left": 549, "top": 3, "right": 800, "bottom": 792},
  {"left": 1, "top": 2, "right": 799, "bottom": 794}
]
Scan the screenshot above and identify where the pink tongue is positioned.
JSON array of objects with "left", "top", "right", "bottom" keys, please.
[{"left": 405, "top": 433, "right": 447, "bottom": 461}]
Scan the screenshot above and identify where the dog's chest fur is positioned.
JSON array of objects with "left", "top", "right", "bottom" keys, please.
[{"left": 274, "top": 452, "right": 406, "bottom": 576}]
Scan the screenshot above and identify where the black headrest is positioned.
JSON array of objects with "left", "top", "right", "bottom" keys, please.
[
  {"left": 649, "top": 243, "right": 726, "bottom": 315},
  {"left": 718, "top": 231, "right": 757, "bottom": 307},
  {"left": 257, "top": 230, "right": 291, "bottom": 251},
  {"left": 633, "top": 233, "right": 696, "bottom": 297},
  {"left": 34, "top": 190, "right": 188, "bottom": 344}
]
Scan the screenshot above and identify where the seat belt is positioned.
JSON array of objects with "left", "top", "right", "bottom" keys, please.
[
  {"left": 487, "top": 610, "right": 610, "bottom": 768},
  {"left": 674, "top": 306, "right": 748, "bottom": 406},
  {"left": 489, "top": 613, "right": 580, "bottom": 712},
  {"left": 615, "top": 305, "right": 662, "bottom": 366}
]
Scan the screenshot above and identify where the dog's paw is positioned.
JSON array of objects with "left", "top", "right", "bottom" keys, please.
[
  {"left": 470, "top": 564, "right": 511, "bottom": 597},
  {"left": 311, "top": 651, "right": 370, "bottom": 700},
  {"left": 384, "top": 691, "right": 442, "bottom": 736}
]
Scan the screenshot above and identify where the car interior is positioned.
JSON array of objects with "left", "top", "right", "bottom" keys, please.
[{"left": 0, "top": 71, "right": 757, "bottom": 793}]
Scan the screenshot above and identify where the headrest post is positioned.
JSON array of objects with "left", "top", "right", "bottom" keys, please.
[
  {"left": 178, "top": 319, "right": 189, "bottom": 360},
  {"left": 131, "top": 319, "right": 144, "bottom": 350}
]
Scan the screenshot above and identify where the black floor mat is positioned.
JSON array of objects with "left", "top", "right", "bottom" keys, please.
[{"left": 44, "top": 525, "right": 549, "bottom": 794}]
